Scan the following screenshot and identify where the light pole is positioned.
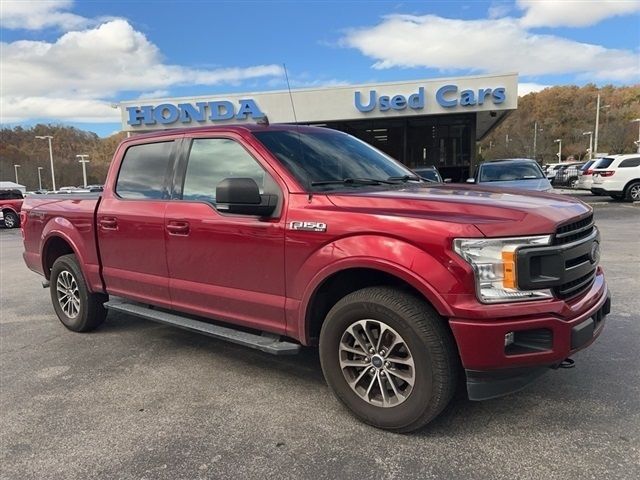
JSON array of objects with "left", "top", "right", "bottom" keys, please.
[
  {"left": 37, "top": 167, "right": 43, "bottom": 190},
  {"left": 533, "top": 121, "right": 543, "bottom": 161},
  {"left": 35, "top": 135, "right": 56, "bottom": 191},
  {"left": 582, "top": 131, "right": 593, "bottom": 160},
  {"left": 593, "top": 94, "right": 610, "bottom": 158},
  {"left": 554, "top": 138, "right": 562, "bottom": 162},
  {"left": 14, "top": 164, "right": 20, "bottom": 184},
  {"left": 76, "top": 154, "right": 90, "bottom": 188},
  {"left": 632, "top": 119, "right": 640, "bottom": 154}
]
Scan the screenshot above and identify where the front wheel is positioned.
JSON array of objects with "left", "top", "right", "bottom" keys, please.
[
  {"left": 319, "top": 287, "right": 459, "bottom": 432},
  {"left": 50, "top": 254, "right": 108, "bottom": 332}
]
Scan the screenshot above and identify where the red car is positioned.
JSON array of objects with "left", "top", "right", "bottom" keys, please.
[
  {"left": 1, "top": 189, "right": 24, "bottom": 228},
  {"left": 20, "top": 125, "right": 610, "bottom": 431}
]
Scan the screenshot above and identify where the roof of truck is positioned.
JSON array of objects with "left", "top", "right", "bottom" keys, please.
[{"left": 123, "top": 123, "right": 326, "bottom": 141}]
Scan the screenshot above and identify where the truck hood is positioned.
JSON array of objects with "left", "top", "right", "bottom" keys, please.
[{"left": 325, "top": 183, "right": 591, "bottom": 237}]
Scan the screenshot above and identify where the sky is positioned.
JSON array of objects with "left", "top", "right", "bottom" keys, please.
[{"left": 1, "top": 0, "right": 639, "bottom": 136}]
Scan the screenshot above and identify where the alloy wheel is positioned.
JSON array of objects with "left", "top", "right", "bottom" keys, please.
[
  {"left": 339, "top": 319, "right": 416, "bottom": 408},
  {"left": 56, "top": 270, "right": 80, "bottom": 318}
]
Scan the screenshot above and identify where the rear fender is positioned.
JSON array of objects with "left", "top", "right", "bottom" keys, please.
[{"left": 40, "top": 217, "right": 102, "bottom": 292}]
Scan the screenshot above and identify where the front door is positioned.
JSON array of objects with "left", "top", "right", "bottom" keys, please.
[
  {"left": 98, "top": 139, "right": 178, "bottom": 307},
  {"left": 164, "top": 135, "right": 287, "bottom": 334}
]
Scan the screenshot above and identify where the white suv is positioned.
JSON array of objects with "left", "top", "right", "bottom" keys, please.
[{"left": 591, "top": 154, "right": 640, "bottom": 201}]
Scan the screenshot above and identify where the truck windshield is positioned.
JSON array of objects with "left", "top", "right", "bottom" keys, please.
[{"left": 254, "top": 129, "right": 418, "bottom": 190}]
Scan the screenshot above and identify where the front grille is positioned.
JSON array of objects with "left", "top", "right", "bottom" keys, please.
[
  {"left": 554, "top": 214, "right": 594, "bottom": 245},
  {"left": 553, "top": 270, "right": 596, "bottom": 299},
  {"left": 519, "top": 214, "right": 598, "bottom": 300}
]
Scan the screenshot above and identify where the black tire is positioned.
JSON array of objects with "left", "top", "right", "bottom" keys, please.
[
  {"left": 625, "top": 181, "right": 640, "bottom": 202},
  {"left": 319, "top": 286, "right": 459, "bottom": 432},
  {"left": 3, "top": 211, "right": 19, "bottom": 229},
  {"left": 50, "top": 254, "right": 108, "bottom": 332}
]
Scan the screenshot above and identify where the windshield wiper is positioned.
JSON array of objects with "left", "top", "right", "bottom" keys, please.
[
  {"left": 311, "top": 177, "right": 399, "bottom": 186},
  {"left": 387, "top": 175, "right": 422, "bottom": 182}
]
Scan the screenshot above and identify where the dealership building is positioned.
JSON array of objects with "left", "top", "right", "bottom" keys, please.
[{"left": 119, "top": 73, "right": 518, "bottom": 181}]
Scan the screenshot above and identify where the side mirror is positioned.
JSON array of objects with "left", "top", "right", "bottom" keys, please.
[
  {"left": 215, "top": 178, "right": 277, "bottom": 217},
  {"left": 466, "top": 178, "right": 476, "bottom": 184},
  {"left": 444, "top": 178, "right": 452, "bottom": 183}
]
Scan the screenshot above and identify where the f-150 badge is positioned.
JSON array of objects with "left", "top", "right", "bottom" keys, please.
[{"left": 289, "top": 221, "right": 327, "bottom": 232}]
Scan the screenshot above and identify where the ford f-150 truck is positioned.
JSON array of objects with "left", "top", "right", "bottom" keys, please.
[{"left": 21, "top": 124, "right": 610, "bottom": 432}]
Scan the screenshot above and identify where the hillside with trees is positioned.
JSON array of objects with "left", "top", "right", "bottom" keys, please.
[
  {"left": 0, "top": 125, "right": 125, "bottom": 191},
  {"left": 1, "top": 85, "right": 639, "bottom": 190},
  {"left": 480, "top": 84, "right": 640, "bottom": 164}
]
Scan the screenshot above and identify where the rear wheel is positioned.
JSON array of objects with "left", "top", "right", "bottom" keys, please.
[
  {"left": 625, "top": 181, "right": 640, "bottom": 202},
  {"left": 3, "top": 211, "right": 19, "bottom": 228},
  {"left": 50, "top": 254, "right": 108, "bottom": 332},
  {"left": 319, "top": 286, "right": 458, "bottom": 432},
  {"left": 569, "top": 177, "right": 578, "bottom": 189}
]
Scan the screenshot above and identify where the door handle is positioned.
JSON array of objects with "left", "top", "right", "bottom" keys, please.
[
  {"left": 99, "top": 217, "right": 118, "bottom": 230},
  {"left": 166, "top": 220, "right": 190, "bottom": 235}
]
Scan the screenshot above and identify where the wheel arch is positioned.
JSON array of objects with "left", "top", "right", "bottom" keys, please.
[
  {"left": 40, "top": 219, "right": 100, "bottom": 292},
  {"left": 623, "top": 178, "right": 640, "bottom": 194},
  {"left": 299, "top": 261, "right": 454, "bottom": 346}
]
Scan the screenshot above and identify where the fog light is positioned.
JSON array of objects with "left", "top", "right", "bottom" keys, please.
[{"left": 504, "top": 332, "right": 515, "bottom": 347}]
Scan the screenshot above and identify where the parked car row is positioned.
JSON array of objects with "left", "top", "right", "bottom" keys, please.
[
  {"left": 1, "top": 185, "right": 105, "bottom": 229},
  {"left": 27, "top": 185, "right": 104, "bottom": 195}
]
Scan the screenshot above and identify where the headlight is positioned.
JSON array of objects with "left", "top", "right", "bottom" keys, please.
[{"left": 453, "top": 236, "right": 553, "bottom": 303}]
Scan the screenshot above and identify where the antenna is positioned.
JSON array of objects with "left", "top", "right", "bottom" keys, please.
[
  {"left": 283, "top": 63, "right": 299, "bottom": 124},
  {"left": 282, "top": 63, "right": 311, "bottom": 200}
]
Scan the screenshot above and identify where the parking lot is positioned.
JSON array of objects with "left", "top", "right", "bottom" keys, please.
[{"left": 1, "top": 195, "right": 639, "bottom": 480}]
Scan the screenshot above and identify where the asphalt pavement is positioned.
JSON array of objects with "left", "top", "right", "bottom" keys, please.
[{"left": 1, "top": 197, "right": 639, "bottom": 480}]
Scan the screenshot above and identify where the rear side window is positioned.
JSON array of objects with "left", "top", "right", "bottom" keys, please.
[
  {"left": 181, "top": 138, "right": 266, "bottom": 203},
  {"left": 619, "top": 158, "right": 640, "bottom": 168},
  {"left": 595, "top": 157, "right": 614, "bottom": 169},
  {"left": 0, "top": 190, "right": 23, "bottom": 200},
  {"left": 116, "top": 141, "right": 174, "bottom": 199}
]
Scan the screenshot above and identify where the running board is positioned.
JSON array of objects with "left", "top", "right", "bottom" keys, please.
[{"left": 104, "top": 299, "right": 301, "bottom": 355}]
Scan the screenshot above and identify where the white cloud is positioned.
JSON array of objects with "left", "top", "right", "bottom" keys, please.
[
  {"left": 518, "top": 0, "right": 640, "bottom": 28},
  {"left": 0, "top": 97, "right": 120, "bottom": 123},
  {"left": 518, "top": 82, "right": 551, "bottom": 96},
  {"left": 341, "top": 14, "right": 640, "bottom": 81},
  {"left": 1, "top": 19, "right": 284, "bottom": 122},
  {"left": 488, "top": 1, "right": 512, "bottom": 19},
  {"left": 0, "top": 0, "right": 91, "bottom": 30}
]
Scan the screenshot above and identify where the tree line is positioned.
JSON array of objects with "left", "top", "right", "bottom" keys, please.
[
  {"left": 1, "top": 84, "right": 639, "bottom": 190},
  {"left": 479, "top": 84, "right": 640, "bottom": 164}
]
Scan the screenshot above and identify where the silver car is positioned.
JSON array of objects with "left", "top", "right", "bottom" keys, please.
[{"left": 467, "top": 159, "right": 553, "bottom": 192}]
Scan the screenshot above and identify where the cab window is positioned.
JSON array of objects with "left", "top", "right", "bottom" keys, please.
[
  {"left": 182, "top": 138, "right": 266, "bottom": 203},
  {"left": 116, "top": 141, "right": 174, "bottom": 199}
]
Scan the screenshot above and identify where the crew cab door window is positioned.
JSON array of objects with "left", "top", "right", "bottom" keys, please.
[
  {"left": 116, "top": 141, "right": 174, "bottom": 199},
  {"left": 182, "top": 138, "right": 265, "bottom": 203}
]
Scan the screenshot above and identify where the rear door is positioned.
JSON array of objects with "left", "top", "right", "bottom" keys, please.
[
  {"left": 164, "top": 133, "right": 288, "bottom": 334},
  {"left": 97, "top": 138, "right": 180, "bottom": 307}
]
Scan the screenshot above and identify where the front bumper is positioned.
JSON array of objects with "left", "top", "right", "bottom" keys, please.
[{"left": 449, "top": 271, "right": 610, "bottom": 400}]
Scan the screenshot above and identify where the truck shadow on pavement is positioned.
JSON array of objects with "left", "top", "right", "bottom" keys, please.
[{"left": 99, "top": 311, "right": 610, "bottom": 437}]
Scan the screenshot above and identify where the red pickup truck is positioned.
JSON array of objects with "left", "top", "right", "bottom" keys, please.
[
  {"left": 1, "top": 189, "right": 24, "bottom": 228},
  {"left": 21, "top": 124, "right": 610, "bottom": 432}
]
